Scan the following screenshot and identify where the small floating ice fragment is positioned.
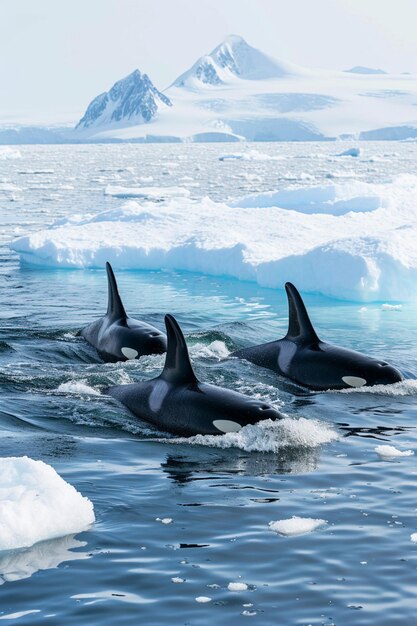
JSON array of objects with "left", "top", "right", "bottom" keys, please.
[
  {"left": 269, "top": 516, "right": 327, "bottom": 536},
  {"left": 0, "top": 456, "right": 95, "bottom": 551},
  {"left": 195, "top": 596, "right": 211, "bottom": 603},
  {"left": 381, "top": 303, "right": 402, "bottom": 311},
  {"left": 336, "top": 147, "right": 361, "bottom": 157},
  {"left": 410, "top": 533, "right": 417, "bottom": 543},
  {"left": 171, "top": 577, "right": 185, "bottom": 583},
  {"left": 375, "top": 445, "right": 414, "bottom": 459},
  {"left": 155, "top": 517, "right": 173, "bottom": 524},
  {"left": 228, "top": 582, "right": 248, "bottom": 591}
]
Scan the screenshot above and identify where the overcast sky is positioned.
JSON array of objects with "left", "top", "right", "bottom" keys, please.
[{"left": 2, "top": 0, "right": 417, "bottom": 124}]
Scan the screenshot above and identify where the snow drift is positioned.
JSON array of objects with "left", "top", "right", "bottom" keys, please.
[
  {"left": 11, "top": 174, "right": 417, "bottom": 302},
  {"left": 0, "top": 456, "right": 95, "bottom": 551}
]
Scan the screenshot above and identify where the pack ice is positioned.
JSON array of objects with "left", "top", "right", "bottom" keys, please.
[
  {"left": 0, "top": 456, "right": 95, "bottom": 551},
  {"left": 11, "top": 174, "right": 417, "bottom": 301}
]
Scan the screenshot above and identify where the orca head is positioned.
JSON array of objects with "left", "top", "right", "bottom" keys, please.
[{"left": 336, "top": 353, "right": 403, "bottom": 388}]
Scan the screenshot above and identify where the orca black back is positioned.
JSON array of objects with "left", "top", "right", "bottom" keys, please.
[
  {"left": 107, "top": 314, "right": 282, "bottom": 436},
  {"left": 80, "top": 262, "right": 167, "bottom": 362},
  {"left": 232, "top": 283, "right": 403, "bottom": 391}
]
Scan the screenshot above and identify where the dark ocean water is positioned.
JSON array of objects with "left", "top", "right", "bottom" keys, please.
[{"left": 1, "top": 143, "right": 417, "bottom": 625}]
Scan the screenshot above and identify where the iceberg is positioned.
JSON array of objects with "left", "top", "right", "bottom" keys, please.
[
  {"left": 11, "top": 175, "right": 417, "bottom": 302},
  {"left": 0, "top": 456, "right": 95, "bottom": 551}
]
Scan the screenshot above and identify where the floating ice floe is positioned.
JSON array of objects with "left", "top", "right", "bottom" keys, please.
[
  {"left": 0, "top": 456, "right": 95, "bottom": 551},
  {"left": 0, "top": 147, "right": 21, "bottom": 160},
  {"left": 228, "top": 582, "right": 248, "bottom": 591},
  {"left": 104, "top": 184, "right": 190, "bottom": 199},
  {"left": 375, "top": 445, "right": 414, "bottom": 459},
  {"left": 219, "top": 150, "right": 284, "bottom": 161},
  {"left": 195, "top": 596, "right": 212, "bottom": 603},
  {"left": 171, "top": 577, "right": 185, "bottom": 583},
  {"left": 410, "top": 533, "right": 417, "bottom": 543},
  {"left": 12, "top": 174, "right": 417, "bottom": 302},
  {"left": 269, "top": 516, "right": 327, "bottom": 536},
  {"left": 381, "top": 303, "right": 402, "bottom": 311},
  {"left": 0, "top": 183, "right": 21, "bottom": 192},
  {"left": 155, "top": 517, "right": 173, "bottom": 524},
  {"left": 336, "top": 147, "right": 361, "bottom": 157}
]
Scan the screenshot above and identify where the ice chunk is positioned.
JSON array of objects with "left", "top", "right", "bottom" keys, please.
[
  {"left": 410, "top": 533, "right": 417, "bottom": 543},
  {"left": 336, "top": 147, "right": 361, "bottom": 157},
  {"left": 155, "top": 517, "right": 173, "bottom": 524},
  {"left": 381, "top": 303, "right": 402, "bottom": 311},
  {"left": 375, "top": 445, "right": 414, "bottom": 459},
  {"left": 219, "top": 150, "right": 284, "bottom": 161},
  {"left": 104, "top": 185, "right": 190, "bottom": 199},
  {"left": 269, "top": 516, "right": 327, "bottom": 536},
  {"left": 228, "top": 582, "right": 248, "bottom": 591},
  {"left": 0, "top": 147, "right": 21, "bottom": 160},
  {"left": 171, "top": 577, "right": 185, "bottom": 583},
  {"left": 13, "top": 175, "right": 417, "bottom": 302},
  {"left": 195, "top": 596, "right": 212, "bottom": 603},
  {"left": 0, "top": 457, "right": 95, "bottom": 551}
]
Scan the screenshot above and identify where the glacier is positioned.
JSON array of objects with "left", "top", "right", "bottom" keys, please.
[{"left": 11, "top": 174, "right": 417, "bottom": 302}]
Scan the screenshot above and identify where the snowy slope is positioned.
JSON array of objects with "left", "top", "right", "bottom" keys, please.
[{"left": 74, "top": 35, "right": 417, "bottom": 142}]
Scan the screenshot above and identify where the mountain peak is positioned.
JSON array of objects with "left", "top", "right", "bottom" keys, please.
[
  {"left": 344, "top": 66, "right": 387, "bottom": 75},
  {"left": 76, "top": 69, "right": 172, "bottom": 130},
  {"left": 172, "top": 35, "right": 299, "bottom": 88}
]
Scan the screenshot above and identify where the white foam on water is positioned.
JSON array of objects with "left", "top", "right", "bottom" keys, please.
[
  {"left": 173, "top": 417, "right": 338, "bottom": 452},
  {"left": 0, "top": 456, "right": 95, "bottom": 551},
  {"left": 336, "top": 380, "right": 417, "bottom": 396},
  {"left": 57, "top": 380, "right": 101, "bottom": 395},
  {"left": 375, "top": 445, "right": 414, "bottom": 459},
  {"left": 189, "top": 340, "right": 230, "bottom": 360},
  {"left": 269, "top": 516, "right": 327, "bottom": 536}
]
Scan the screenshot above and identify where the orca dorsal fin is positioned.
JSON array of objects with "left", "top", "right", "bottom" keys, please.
[
  {"left": 284, "top": 282, "right": 320, "bottom": 343},
  {"left": 106, "top": 262, "right": 127, "bottom": 320},
  {"left": 161, "top": 314, "right": 198, "bottom": 384}
]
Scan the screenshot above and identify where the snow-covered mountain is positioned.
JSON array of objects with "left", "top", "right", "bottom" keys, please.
[
  {"left": 76, "top": 69, "right": 171, "bottom": 131},
  {"left": 72, "top": 35, "right": 417, "bottom": 143},
  {"left": 173, "top": 34, "right": 300, "bottom": 87},
  {"left": 344, "top": 66, "right": 387, "bottom": 75}
]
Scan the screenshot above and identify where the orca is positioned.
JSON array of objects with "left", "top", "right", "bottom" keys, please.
[
  {"left": 80, "top": 262, "right": 167, "bottom": 362},
  {"left": 107, "top": 314, "right": 282, "bottom": 436},
  {"left": 232, "top": 282, "right": 403, "bottom": 391}
]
